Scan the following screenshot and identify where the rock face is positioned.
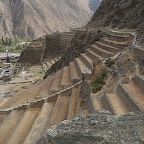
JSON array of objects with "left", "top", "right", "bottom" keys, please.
[
  {"left": 0, "top": 0, "right": 93, "bottom": 38},
  {"left": 87, "top": 0, "right": 144, "bottom": 45},
  {"left": 38, "top": 111, "right": 144, "bottom": 144}
]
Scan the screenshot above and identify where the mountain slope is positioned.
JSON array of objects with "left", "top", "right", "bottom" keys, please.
[
  {"left": 87, "top": 0, "right": 144, "bottom": 45},
  {"left": 0, "top": 0, "right": 93, "bottom": 38}
]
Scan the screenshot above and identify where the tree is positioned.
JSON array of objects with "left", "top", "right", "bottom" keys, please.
[
  {"left": 6, "top": 37, "right": 8, "bottom": 45},
  {"left": 6, "top": 54, "right": 10, "bottom": 63},
  {"left": 2, "top": 36, "right": 4, "bottom": 44},
  {"left": 9, "top": 38, "right": 12, "bottom": 46}
]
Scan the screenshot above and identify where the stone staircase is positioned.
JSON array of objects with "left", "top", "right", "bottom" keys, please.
[
  {"left": 0, "top": 30, "right": 135, "bottom": 110},
  {"left": 41, "top": 57, "right": 61, "bottom": 71},
  {"left": 0, "top": 30, "right": 137, "bottom": 143},
  {"left": 105, "top": 31, "right": 134, "bottom": 42},
  {"left": 0, "top": 86, "right": 86, "bottom": 144},
  {"left": 100, "top": 37, "right": 131, "bottom": 49},
  {"left": 91, "top": 74, "right": 144, "bottom": 115},
  {"left": 0, "top": 97, "right": 11, "bottom": 107}
]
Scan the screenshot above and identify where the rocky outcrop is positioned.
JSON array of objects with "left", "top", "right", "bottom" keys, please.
[
  {"left": 38, "top": 111, "right": 144, "bottom": 144},
  {"left": 87, "top": 0, "right": 144, "bottom": 45},
  {"left": 0, "top": 0, "right": 93, "bottom": 38}
]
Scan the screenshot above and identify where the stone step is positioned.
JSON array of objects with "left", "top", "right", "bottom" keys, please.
[
  {"left": 69, "top": 61, "right": 82, "bottom": 83},
  {"left": 50, "top": 60, "right": 55, "bottom": 64},
  {"left": 50, "top": 70, "right": 63, "bottom": 93},
  {"left": 75, "top": 58, "right": 92, "bottom": 75},
  {"left": 37, "top": 75, "right": 54, "bottom": 98},
  {"left": 60, "top": 66, "right": 72, "bottom": 88},
  {"left": 80, "top": 53, "right": 94, "bottom": 71},
  {"left": 90, "top": 94, "right": 105, "bottom": 111},
  {"left": 53, "top": 58, "right": 57, "bottom": 62},
  {"left": 54, "top": 58, "right": 59, "bottom": 62},
  {"left": 0, "top": 110, "right": 25, "bottom": 144},
  {"left": 105, "top": 93, "right": 130, "bottom": 115},
  {"left": 0, "top": 111, "right": 10, "bottom": 125},
  {"left": 0, "top": 97, "right": 11, "bottom": 107},
  {"left": 41, "top": 63, "right": 48, "bottom": 69},
  {"left": 45, "top": 61, "right": 52, "bottom": 68},
  {"left": 6, "top": 108, "right": 40, "bottom": 144},
  {"left": 86, "top": 48, "right": 102, "bottom": 60},
  {"left": 108, "top": 31, "right": 133, "bottom": 37},
  {"left": 100, "top": 37, "right": 129, "bottom": 49},
  {"left": 48, "top": 93, "right": 71, "bottom": 127},
  {"left": 1, "top": 82, "right": 45, "bottom": 109},
  {"left": 117, "top": 84, "right": 142, "bottom": 111},
  {"left": 44, "top": 62, "right": 49, "bottom": 68},
  {"left": 90, "top": 44, "right": 113, "bottom": 58},
  {"left": 132, "top": 75, "right": 144, "bottom": 92},
  {"left": 123, "top": 82, "right": 144, "bottom": 109},
  {"left": 67, "top": 87, "right": 80, "bottom": 119},
  {"left": 23, "top": 102, "right": 55, "bottom": 144},
  {"left": 105, "top": 32, "right": 133, "bottom": 42},
  {"left": 1, "top": 89, "right": 26, "bottom": 109},
  {"left": 95, "top": 41, "right": 119, "bottom": 53}
]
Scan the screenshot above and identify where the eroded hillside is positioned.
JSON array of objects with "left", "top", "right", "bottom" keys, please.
[{"left": 0, "top": 0, "right": 93, "bottom": 37}]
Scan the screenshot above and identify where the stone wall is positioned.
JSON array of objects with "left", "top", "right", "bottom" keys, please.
[
  {"left": 43, "top": 32, "right": 67, "bottom": 60},
  {"left": 132, "top": 75, "right": 144, "bottom": 92},
  {"left": 117, "top": 84, "right": 142, "bottom": 111},
  {"left": 19, "top": 49, "right": 43, "bottom": 65},
  {"left": 101, "top": 94, "right": 115, "bottom": 114},
  {"left": 18, "top": 37, "right": 45, "bottom": 65}
]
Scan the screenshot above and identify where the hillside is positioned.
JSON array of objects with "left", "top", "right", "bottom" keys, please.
[
  {"left": 0, "top": 0, "right": 93, "bottom": 38},
  {"left": 0, "top": 0, "right": 144, "bottom": 144},
  {"left": 87, "top": 0, "right": 144, "bottom": 45}
]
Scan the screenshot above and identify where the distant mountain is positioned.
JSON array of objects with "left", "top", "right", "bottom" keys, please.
[
  {"left": 0, "top": 0, "right": 93, "bottom": 38},
  {"left": 89, "top": 0, "right": 101, "bottom": 12}
]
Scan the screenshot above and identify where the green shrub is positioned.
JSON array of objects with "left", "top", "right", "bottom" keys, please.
[
  {"left": 93, "top": 75, "right": 105, "bottom": 85},
  {"left": 91, "top": 69, "right": 107, "bottom": 93},
  {"left": 101, "top": 69, "right": 107, "bottom": 78},
  {"left": 92, "top": 84, "right": 103, "bottom": 93}
]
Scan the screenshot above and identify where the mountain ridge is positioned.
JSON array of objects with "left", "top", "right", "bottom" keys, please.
[{"left": 0, "top": 0, "right": 93, "bottom": 38}]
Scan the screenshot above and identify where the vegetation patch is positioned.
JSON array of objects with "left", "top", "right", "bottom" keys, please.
[
  {"left": 105, "top": 58, "right": 115, "bottom": 67},
  {"left": 0, "top": 37, "right": 32, "bottom": 53},
  {"left": 91, "top": 69, "right": 107, "bottom": 93}
]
